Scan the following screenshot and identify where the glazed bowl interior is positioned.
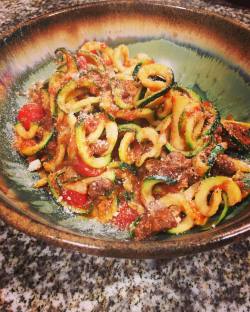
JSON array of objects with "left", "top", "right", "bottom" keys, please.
[{"left": 0, "top": 1, "right": 249, "bottom": 258}]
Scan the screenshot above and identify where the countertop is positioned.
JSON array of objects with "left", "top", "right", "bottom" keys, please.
[{"left": 0, "top": 1, "right": 249, "bottom": 311}]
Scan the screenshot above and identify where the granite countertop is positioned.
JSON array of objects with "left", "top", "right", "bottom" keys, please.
[{"left": 0, "top": 1, "right": 249, "bottom": 311}]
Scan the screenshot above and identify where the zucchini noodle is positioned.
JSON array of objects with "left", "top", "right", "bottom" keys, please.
[{"left": 13, "top": 41, "right": 250, "bottom": 240}]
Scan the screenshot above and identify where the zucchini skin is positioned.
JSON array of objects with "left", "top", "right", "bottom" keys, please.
[
  {"left": 144, "top": 175, "right": 178, "bottom": 185},
  {"left": 138, "top": 87, "right": 147, "bottom": 100},
  {"left": 137, "top": 63, "right": 174, "bottom": 91},
  {"left": 200, "top": 193, "right": 228, "bottom": 230},
  {"left": 48, "top": 71, "right": 67, "bottom": 116},
  {"left": 141, "top": 175, "right": 178, "bottom": 205},
  {"left": 173, "top": 86, "right": 201, "bottom": 102},
  {"left": 20, "top": 131, "right": 53, "bottom": 156},
  {"left": 129, "top": 216, "right": 142, "bottom": 238},
  {"left": 165, "top": 140, "right": 209, "bottom": 158},
  {"left": 118, "top": 123, "right": 141, "bottom": 133},
  {"left": 119, "top": 162, "right": 137, "bottom": 175},
  {"left": 15, "top": 122, "right": 39, "bottom": 139},
  {"left": 205, "top": 144, "right": 225, "bottom": 176},
  {"left": 227, "top": 135, "right": 249, "bottom": 152},
  {"left": 132, "top": 62, "right": 143, "bottom": 78},
  {"left": 136, "top": 82, "right": 174, "bottom": 108}
]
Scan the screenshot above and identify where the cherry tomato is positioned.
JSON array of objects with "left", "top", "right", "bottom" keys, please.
[
  {"left": 73, "top": 156, "right": 104, "bottom": 177},
  {"left": 17, "top": 103, "right": 45, "bottom": 130},
  {"left": 113, "top": 202, "right": 139, "bottom": 230},
  {"left": 62, "top": 189, "right": 87, "bottom": 208}
]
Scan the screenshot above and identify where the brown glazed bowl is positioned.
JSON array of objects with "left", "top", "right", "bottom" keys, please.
[{"left": 0, "top": 1, "right": 249, "bottom": 259}]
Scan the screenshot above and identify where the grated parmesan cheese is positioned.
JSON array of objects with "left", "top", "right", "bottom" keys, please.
[{"left": 27, "top": 159, "right": 41, "bottom": 172}]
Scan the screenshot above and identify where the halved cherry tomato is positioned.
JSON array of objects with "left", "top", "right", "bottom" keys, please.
[
  {"left": 113, "top": 201, "right": 139, "bottom": 230},
  {"left": 17, "top": 103, "right": 45, "bottom": 130},
  {"left": 62, "top": 189, "right": 87, "bottom": 208},
  {"left": 73, "top": 155, "right": 104, "bottom": 177}
]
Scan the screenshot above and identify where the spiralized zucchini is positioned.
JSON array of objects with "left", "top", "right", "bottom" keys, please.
[
  {"left": 13, "top": 40, "right": 250, "bottom": 239},
  {"left": 138, "top": 63, "right": 173, "bottom": 91},
  {"left": 113, "top": 44, "right": 136, "bottom": 73},
  {"left": 15, "top": 122, "right": 39, "bottom": 139}
]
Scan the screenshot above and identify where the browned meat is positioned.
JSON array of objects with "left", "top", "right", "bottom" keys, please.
[
  {"left": 224, "top": 122, "right": 250, "bottom": 147},
  {"left": 84, "top": 114, "right": 103, "bottom": 134},
  {"left": 212, "top": 154, "right": 236, "bottom": 176},
  {"left": 122, "top": 80, "right": 138, "bottom": 99},
  {"left": 139, "top": 152, "right": 199, "bottom": 187},
  {"left": 134, "top": 207, "right": 179, "bottom": 240},
  {"left": 213, "top": 125, "right": 223, "bottom": 144},
  {"left": 87, "top": 178, "right": 113, "bottom": 198},
  {"left": 59, "top": 166, "right": 79, "bottom": 182},
  {"left": 113, "top": 79, "right": 139, "bottom": 105}
]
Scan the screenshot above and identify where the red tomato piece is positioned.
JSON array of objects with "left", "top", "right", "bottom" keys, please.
[
  {"left": 113, "top": 202, "right": 139, "bottom": 230},
  {"left": 131, "top": 141, "right": 143, "bottom": 159},
  {"left": 17, "top": 103, "right": 45, "bottom": 130},
  {"left": 73, "top": 156, "right": 103, "bottom": 177},
  {"left": 62, "top": 189, "right": 87, "bottom": 208}
]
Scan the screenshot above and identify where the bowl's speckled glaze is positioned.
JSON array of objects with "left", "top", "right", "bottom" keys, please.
[{"left": 0, "top": 1, "right": 249, "bottom": 258}]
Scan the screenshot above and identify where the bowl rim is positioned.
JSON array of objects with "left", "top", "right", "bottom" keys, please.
[
  {"left": 0, "top": 1, "right": 249, "bottom": 259},
  {"left": 0, "top": 0, "right": 249, "bottom": 45}
]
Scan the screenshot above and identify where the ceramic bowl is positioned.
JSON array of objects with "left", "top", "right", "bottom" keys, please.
[{"left": 0, "top": 1, "right": 249, "bottom": 258}]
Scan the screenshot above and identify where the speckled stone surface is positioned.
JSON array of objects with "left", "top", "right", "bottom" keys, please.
[{"left": 0, "top": 1, "right": 249, "bottom": 311}]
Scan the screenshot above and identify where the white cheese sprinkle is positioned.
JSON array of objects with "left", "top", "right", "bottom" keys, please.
[
  {"left": 27, "top": 159, "right": 41, "bottom": 172},
  {"left": 175, "top": 216, "right": 182, "bottom": 223},
  {"left": 57, "top": 196, "right": 63, "bottom": 203}
]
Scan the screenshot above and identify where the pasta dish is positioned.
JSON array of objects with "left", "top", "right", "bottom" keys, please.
[{"left": 14, "top": 41, "right": 250, "bottom": 240}]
